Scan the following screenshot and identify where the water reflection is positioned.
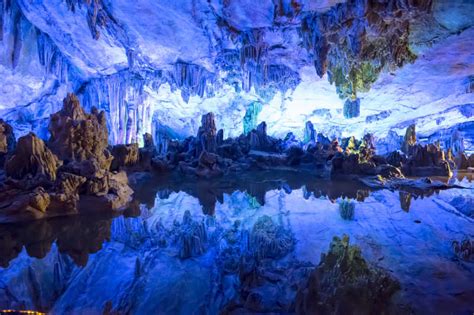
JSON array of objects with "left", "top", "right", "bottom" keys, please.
[
  {"left": 131, "top": 170, "right": 454, "bottom": 215},
  {"left": 0, "top": 214, "right": 114, "bottom": 268},
  {"left": 0, "top": 172, "right": 473, "bottom": 314}
]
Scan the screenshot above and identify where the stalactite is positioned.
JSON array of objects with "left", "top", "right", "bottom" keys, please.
[
  {"left": 168, "top": 61, "right": 216, "bottom": 103},
  {"left": 79, "top": 70, "right": 164, "bottom": 145}
]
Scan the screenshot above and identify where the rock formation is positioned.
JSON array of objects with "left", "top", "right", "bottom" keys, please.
[
  {"left": 5, "top": 133, "right": 61, "bottom": 185},
  {"left": 49, "top": 93, "right": 112, "bottom": 170},
  {"left": 403, "top": 143, "right": 452, "bottom": 177},
  {"left": 0, "top": 119, "right": 16, "bottom": 167},
  {"left": 111, "top": 144, "right": 140, "bottom": 171},
  {"left": 197, "top": 112, "right": 217, "bottom": 155},
  {"left": 296, "top": 235, "right": 401, "bottom": 315},
  {"left": 402, "top": 124, "right": 417, "bottom": 154},
  {"left": 0, "top": 94, "right": 133, "bottom": 223}
]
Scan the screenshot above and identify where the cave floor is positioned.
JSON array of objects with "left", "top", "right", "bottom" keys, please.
[{"left": 0, "top": 171, "right": 473, "bottom": 314}]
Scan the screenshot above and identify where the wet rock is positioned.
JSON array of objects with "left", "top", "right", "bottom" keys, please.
[
  {"left": 78, "top": 171, "right": 133, "bottom": 212},
  {"left": 50, "top": 172, "right": 87, "bottom": 213},
  {"left": 0, "top": 119, "right": 16, "bottom": 167},
  {"left": 360, "top": 133, "right": 376, "bottom": 162},
  {"left": 5, "top": 133, "right": 61, "bottom": 185},
  {"left": 0, "top": 187, "right": 51, "bottom": 223},
  {"left": 469, "top": 154, "right": 474, "bottom": 167},
  {"left": 111, "top": 143, "right": 139, "bottom": 171},
  {"left": 48, "top": 93, "right": 112, "bottom": 170},
  {"left": 296, "top": 235, "right": 401, "bottom": 315}
]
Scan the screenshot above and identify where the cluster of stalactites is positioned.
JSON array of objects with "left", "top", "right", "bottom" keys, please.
[
  {"left": 1, "top": 0, "right": 76, "bottom": 82},
  {"left": 300, "top": 0, "right": 430, "bottom": 101}
]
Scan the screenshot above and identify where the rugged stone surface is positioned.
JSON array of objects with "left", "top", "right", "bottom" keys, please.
[
  {"left": 197, "top": 112, "right": 217, "bottom": 155},
  {"left": 402, "top": 124, "right": 417, "bottom": 154},
  {"left": 296, "top": 235, "right": 401, "bottom": 315},
  {"left": 403, "top": 143, "right": 452, "bottom": 177},
  {"left": 5, "top": 133, "right": 61, "bottom": 185},
  {"left": 0, "top": 187, "right": 51, "bottom": 223},
  {"left": 49, "top": 93, "right": 112, "bottom": 170},
  {"left": 0, "top": 95, "right": 133, "bottom": 223},
  {"left": 111, "top": 143, "right": 140, "bottom": 171}
]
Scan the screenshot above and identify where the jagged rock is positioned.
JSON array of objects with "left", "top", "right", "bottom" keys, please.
[
  {"left": 403, "top": 143, "right": 452, "bottom": 177},
  {"left": 49, "top": 93, "right": 112, "bottom": 170},
  {"left": 454, "top": 152, "right": 470, "bottom": 169},
  {"left": 296, "top": 235, "right": 401, "bottom": 315},
  {"left": 360, "top": 133, "right": 376, "bottom": 162},
  {"left": 0, "top": 119, "right": 16, "bottom": 167},
  {"left": 50, "top": 172, "right": 87, "bottom": 213},
  {"left": 402, "top": 124, "right": 417, "bottom": 154},
  {"left": 217, "top": 129, "right": 224, "bottom": 146},
  {"left": 5, "top": 133, "right": 61, "bottom": 184},
  {"left": 386, "top": 151, "right": 407, "bottom": 168},
  {"left": 78, "top": 171, "right": 133, "bottom": 212},
  {"left": 249, "top": 122, "right": 273, "bottom": 151},
  {"left": 469, "top": 154, "right": 474, "bottom": 167},
  {"left": 0, "top": 187, "right": 51, "bottom": 223},
  {"left": 139, "top": 133, "right": 157, "bottom": 170},
  {"left": 341, "top": 136, "right": 360, "bottom": 154},
  {"left": 111, "top": 143, "right": 139, "bottom": 171},
  {"left": 197, "top": 112, "right": 217, "bottom": 154}
]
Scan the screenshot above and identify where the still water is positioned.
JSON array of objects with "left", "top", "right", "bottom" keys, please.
[{"left": 1, "top": 171, "right": 473, "bottom": 314}]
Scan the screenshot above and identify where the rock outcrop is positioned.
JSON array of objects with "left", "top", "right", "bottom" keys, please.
[
  {"left": 49, "top": 93, "right": 112, "bottom": 170},
  {"left": 5, "top": 133, "right": 61, "bottom": 185},
  {"left": 403, "top": 143, "right": 452, "bottom": 177},
  {"left": 111, "top": 143, "right": 140, "bottom": 171},
  {"left": 0, "top": 94, "right": 133, "bottom": 223}
]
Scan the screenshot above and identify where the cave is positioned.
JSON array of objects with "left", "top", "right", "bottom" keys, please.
[{"left": 0, "top": 0, "right": 473, "bottom": 314}]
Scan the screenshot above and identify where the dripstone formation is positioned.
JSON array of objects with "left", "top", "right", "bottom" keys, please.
[
  {"left": 0, "top": 94, "right": 133, "bottom": 223},
  {"left": 2, "top": 103, "right": 472, "bottom": 223}
]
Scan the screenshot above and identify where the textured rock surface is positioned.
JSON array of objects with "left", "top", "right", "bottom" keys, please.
[
  {"left": 111, "top": 143, "right": 140, "bottom": 171},
  {"left": 5, "top": 133, "right": 61, "bottom": 183},
  {"left": 49, "top": 93, "right": 112, "bottom": 170}
]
